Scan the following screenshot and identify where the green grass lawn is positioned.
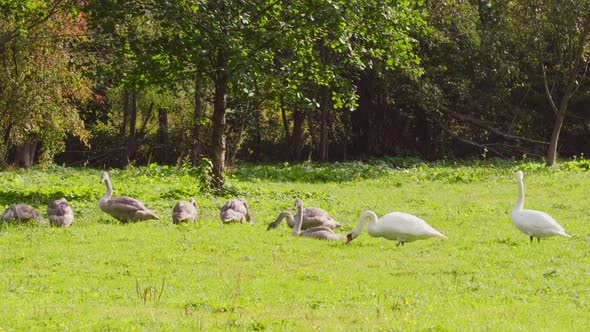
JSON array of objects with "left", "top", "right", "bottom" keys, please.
[{"left": 0, "top": 159, "right": 589, "bottom": 330}]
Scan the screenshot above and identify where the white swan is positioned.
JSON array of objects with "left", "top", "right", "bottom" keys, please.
[
  {"left": 267, "top": 202, "right": 341, "bottom": 231},
  {"left": 172, "top": 197, "right": 198, "bottom": 224},
  {"left": 47, "top": 198, "right": 74, "bottom": 227},
  {"left": 2, "top": 204, "right": 43, "bottom": 223},
  {"left": 346, "top": 210, "right": 446, "bottom": 246},
  {"left": 98, "top": 172, "right": 159, "bottom": 223},
  {"left": 291, "top": 199, "right": 345, "bottom": 241},
  {"left": 220, "top": 198, "right": 252, "bottom": 224},
  {"left": 511, "top": 170, "right": 570, "bottom": 242}
]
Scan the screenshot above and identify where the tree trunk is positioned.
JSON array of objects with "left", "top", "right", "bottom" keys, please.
[
  {"left": 280, "top": 94, "right": 291, "bottom": 147},
  {"left": 227, "top": 115, "right": 246, "bottom": 167},
  {"left": 127, "top": 89, "right": 138, "bottom": 162},
  {"left": 121, "top": 90, "right": 129, "bottom": 136},
  {"left": 138, "top": 102, "right": 154, "bottom": 139},
  {"left": 253, "top": 109, "right": 262, "bottom": 159},
  {"left": 15, "top": 137, "right": 37, "bottom": 167},
  {"left": 341, "top": 107, "right": 350, "bottom": 161},
  {"left": 120, "top": 90, "right": 130, "bottom": 167},
  {"left": 546, "top": 112, "right": 564, "bottom": 167},
  {"left": 542, "top": 16, "right": 590, "bottom": 166},
  {"left": 1, "top": 122, "right": 12, "bottom": 163},
  {"left": 291, "top": 109, "right": 305, "bottom": 160},
  {"left": 306, "top": 109, "right": 318, "bottom": 160},
  {"left": 158, "top": 108, "right": 169, "bottom": 164},
  {"left": 351, "top": 74, "right": 371, "bottom": 157},
  {"left": 211, "top": 51, "right": 229, "bottom": 188},
  {"left": 319, "top": 87, "right": 329, "bottom": 161},
  {"left": 191, "top": 75, "right": 203, "bottom": 165}
]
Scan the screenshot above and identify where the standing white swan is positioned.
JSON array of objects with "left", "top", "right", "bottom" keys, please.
[
  {"left": 47, "top": 198, "right": 74, "bottom": 227},
  {"left": 346, "top": 211, "right": 446, "bottom": 246},
  {"left": 98, "top": 172, "right": 159, "bottom": 223},
  {"left": 291, "top": 199, "right": 345, "bottom": 241},
  {"left": 511, "top": 170, "right": 570, "bottom": 242}
]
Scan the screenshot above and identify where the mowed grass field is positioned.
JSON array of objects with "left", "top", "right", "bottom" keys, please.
[{"left": 0, "top": 159, "right": 589, "bottom": 330}]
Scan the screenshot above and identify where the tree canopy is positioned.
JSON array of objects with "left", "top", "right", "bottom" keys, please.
[{"left": 1, "top": 0, "right": 589, "bottom": 185}]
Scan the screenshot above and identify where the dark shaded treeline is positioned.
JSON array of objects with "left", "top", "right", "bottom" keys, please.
[{"left": 2, "top": 1, "right": 589, "bottom": 186}]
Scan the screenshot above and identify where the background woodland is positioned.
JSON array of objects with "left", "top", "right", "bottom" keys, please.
[{"left": 1, "top": 0, "right": 589, "bottom": 186}]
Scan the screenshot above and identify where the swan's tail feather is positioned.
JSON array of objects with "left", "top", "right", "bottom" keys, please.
[
  {"left": 430, "top": 228, "right": 447, "bottom": 239},
  {"left": 432, "top": 232, "right": 447, "bottom": 239}
]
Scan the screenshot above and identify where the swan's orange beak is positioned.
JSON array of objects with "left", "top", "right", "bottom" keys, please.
[{"left": 346, "top": 234, "right": 353, "bottom": 244}]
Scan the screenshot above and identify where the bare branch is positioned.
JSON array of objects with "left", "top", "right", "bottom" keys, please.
[
  {"left": 445, "top": 110, "right": 549, "bottom": 145},
  {"left": 541, "top": 63, "right": 559, "bottom": 115},
  {"left": 564, "top": 14, "right": 590, "bottom": 101},
  {"left": 438, "top": 123, "right": 508, "bottom": 158}
]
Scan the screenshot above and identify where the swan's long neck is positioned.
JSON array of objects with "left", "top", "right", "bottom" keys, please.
[
  {"left": 242, "top": 201, "right": 252, "bottom": 223},
  {"left": 292, "top": 204, "right": 303, "bottom": 236},
  {"left": 284, "top": 212, "right": 296, "bottom": 227},
  {"left": 351, "top": 216, "right": 368, "bottom": 237},
  {"left": 514, "top": 177, "right": 524, "bottom": 211},
  {"left": 273, "top": 211, "right": 294, "bottom": 227},
  {"left": 102, "top": 178, "right": 113, "bottom": 201},
  {"left": 293, "top": 208, "right": 302, "bottom": 226}
]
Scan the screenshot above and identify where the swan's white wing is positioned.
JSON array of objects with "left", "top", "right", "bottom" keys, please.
[
  {"left": 374, "top": 212, "right": 446, "bottom": 242},
  {"left": 511, "top": 209, "right": 569, "bottom": 237}
]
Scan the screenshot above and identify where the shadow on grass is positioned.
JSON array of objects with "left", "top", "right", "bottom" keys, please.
[
  {"left": 229, "top": 157, "right": 590, "bottom": 184},
  {"left": 0, "top": 189, "right": 98, "bottom": 207},
  {"left": 228, "top": 157, "right": 500, "bottom": 183}
]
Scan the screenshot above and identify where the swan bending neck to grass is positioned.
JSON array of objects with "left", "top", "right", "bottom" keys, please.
[
  {"left": 267, "top": 201, "right": 341, "bottom": 231},
  {"left": 291, "top": 199, "right": 345, "bottom": 241},
  {"left": 220, "top": 198, "right": 252, "bottom": 224},
  {"left": 98, "top": 172, "right": 159, "bottom": 223},
  {"left": 346, "top": 210, "right": 446, "bottom": 246},
  {"left": 47, "top": 198, "right": 74, "bottom": 227},
  {"left": 2, "top": 204, "right": 43, "bottom": 223},
  {"left": 510, "top": 170, "right": 570, "bottom": 243},
  {"left": 173, "top": 197, "right": 198, "bottom": 224}
]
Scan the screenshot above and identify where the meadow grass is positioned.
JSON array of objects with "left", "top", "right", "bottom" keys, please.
[{"left": 0, "top": 159, "right": 588, "bottom": 330}]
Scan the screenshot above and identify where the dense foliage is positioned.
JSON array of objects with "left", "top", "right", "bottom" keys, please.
[{"left": 1, "top": 1, "right": 589, "bottom": 184}]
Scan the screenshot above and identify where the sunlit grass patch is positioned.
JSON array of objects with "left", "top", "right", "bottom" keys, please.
[{"left": 0, "top": 158, "right": 588, "bottom": 329}]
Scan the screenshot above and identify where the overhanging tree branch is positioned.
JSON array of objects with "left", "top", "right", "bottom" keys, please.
[
  {"left": 445, "top": 110, "right": 549, "bottom": 145},
  {"left": 437, "top": 122, "right": 507, "bottom": 158},
  {"left": 541, "top": 63, "right": 559, "bottom": 115}
]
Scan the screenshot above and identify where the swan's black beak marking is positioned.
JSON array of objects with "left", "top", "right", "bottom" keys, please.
[{"left": 346, "top": 234, "right": 353, "bottom": 244}]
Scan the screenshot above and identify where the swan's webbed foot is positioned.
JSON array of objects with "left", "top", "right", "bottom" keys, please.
[{"left": 529, "top": 235, "right": 534, "bottom": 243}]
